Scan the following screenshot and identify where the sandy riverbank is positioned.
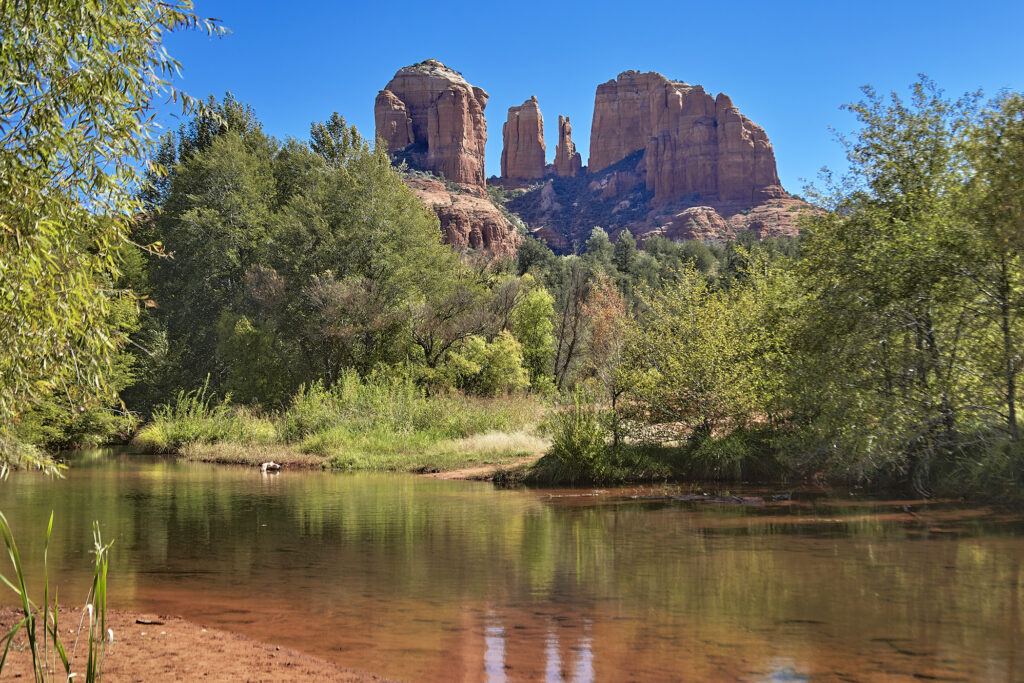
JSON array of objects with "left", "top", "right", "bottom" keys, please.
[{"left": 0, "top": 606, "right": 395, "bottom": 682}]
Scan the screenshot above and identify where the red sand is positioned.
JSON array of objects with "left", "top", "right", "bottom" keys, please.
[{"left": 0, "top": 607, "right": 396, "bottom": 682}]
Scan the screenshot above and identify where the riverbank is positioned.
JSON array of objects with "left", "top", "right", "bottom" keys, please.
[
  {"left": 131, "top": 378, "right": 550, "bottom": 475},
  {"left": 0, "top": 606, "right": 393, "bottom": 682},
  {"left": 176, "top": 431, "right": 550, "bottom": 477}
]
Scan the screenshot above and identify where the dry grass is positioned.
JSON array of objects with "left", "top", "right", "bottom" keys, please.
[
  {"left": 179, "top": 442, "right": 327, "bottom": 468},
  {"left": 434, "top": 430, "right": 550, "bottom": 457}
]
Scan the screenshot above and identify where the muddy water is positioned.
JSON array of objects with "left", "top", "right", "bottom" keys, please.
[{"left": 0, "top": 451, "right": 1022, "bottom": 681}]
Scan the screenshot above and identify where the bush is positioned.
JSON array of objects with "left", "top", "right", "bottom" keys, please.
[
  {"left": 534, "top": 392, "right": 610, "bottom": 484},
  {"left": 687, "top": 434, "right": 750, "bottom": 480},
  {"left": 682, "top": 428, "right": 782, "bottom": 481},
  {"left": 940, "top": 432, "right": 1024, "bottom": 502},
  {"left": 14, "top": 399, "right": 135, "bottom": 452}
]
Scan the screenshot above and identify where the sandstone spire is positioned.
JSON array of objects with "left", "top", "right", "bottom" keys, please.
[
  {"left": 554, "top": 115, "right": 582, "bottom": 177},
  {"left": 500, "top": 96, "right": 545, "bottom": 182},
  {"left": 374, "top": 59, "right": 489, "bottom": 186}
]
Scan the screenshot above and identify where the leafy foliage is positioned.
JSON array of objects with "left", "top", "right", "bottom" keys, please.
[{"left": 0, "top": 0, "right": 221, "bottom": 467}]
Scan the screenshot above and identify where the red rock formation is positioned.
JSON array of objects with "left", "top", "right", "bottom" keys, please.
[
  {"left": 553, "top": 115, "right": 582, "bottom": 177},
  {"left": 713, "top": 94, "right": 783, "bottom": 202},
  {"left": 374, "top": 90, "right": 413, "bottom": 152},
  {"left": 501, "top": 96, "right": 545, "bottom": 182},
  {"left": 403, "top": 176, "right": 520, "bottom": 258},
  {"left": 375, "top": 59, "right": 488, "bottom": 186},
  {"left": 589, "top": 71, "right": 664, "bottom": 173},
  {"left": 657, "top": 206, "right": 733, "bottom": 242},
  {"left": 588, "top": 71, "right": 784, "bottom": 204}
]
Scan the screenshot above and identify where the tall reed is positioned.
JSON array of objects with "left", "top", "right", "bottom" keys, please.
[{"left": 0, "top": 512, "right": 112, "bottom": 682}]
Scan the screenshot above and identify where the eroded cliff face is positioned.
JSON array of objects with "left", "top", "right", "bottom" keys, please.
[
  {"left": 375, "top": 59, "right": 489, "bottom": 186},
  {"left": 589, "top": 71, "right": 784, "bottom": 204},
  {"left": 404, "top": 176, "right": 520, "bottom": 258},
  {"left": 500, "top": 96, "right": 545, "bottom": 182},
  {"left": 589, "top": 71, "right": 666, "bottom": 173},
  {"left": 553, "top": 115, "right": 582, "bottom": 178}
]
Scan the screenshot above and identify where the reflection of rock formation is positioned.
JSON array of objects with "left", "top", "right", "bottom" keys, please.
[
  {"left": 500, "top": 96, "right": 545, "bottom": 182},
  {"left": 374, "top": 59, "right": 489, "bottom": 186},
  {"left": 482, "top": 611, "right": 595, "bottom": 682},
  {"left": 554, "top": 115, "right": 582, "bottom": 178},
  {"left": 590, "top": 70, "right": 784, "bottom": 204}
]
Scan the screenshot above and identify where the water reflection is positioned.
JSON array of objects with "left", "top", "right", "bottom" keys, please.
[
  {"left": 484, "top": 613, "right": 506, "bottom": 682},
  {"left": 0, "top": 452, "right": 1021, "bottom": 681},
  {"left": 544, "top": 627, "right": 561, "bottom": 682}
]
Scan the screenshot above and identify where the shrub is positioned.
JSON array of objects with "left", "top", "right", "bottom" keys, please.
[
  {"left": 941, "top": 432, "right": 1024, "bottom": 502},
  {"left": 682, "top": 428, "right": 782, "bottom": 481},
  {"left": 537, "top": 392, "right": 610, "bottom": 484},
  {"left": 280, "top": 380, "right": 344, "bottom": 443}
]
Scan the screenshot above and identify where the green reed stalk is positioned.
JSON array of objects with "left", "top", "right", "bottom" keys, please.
[{"left": 0, "top": 511, "right": 111, "bottom": 682}]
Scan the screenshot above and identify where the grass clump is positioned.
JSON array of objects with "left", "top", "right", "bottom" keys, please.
[
  {"left": 434, "top": 431, "right": 548, "bottom": 457},
  {"left": 132, "top": 382, "right": 278, "bottom": 453},
  {"left": 536, "top": 392, "right": 609, "bottom": 484}
]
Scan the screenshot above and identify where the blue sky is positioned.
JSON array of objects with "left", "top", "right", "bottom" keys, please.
[{"left": 161, "top": 0, "right": 1024, "bottom": 194}]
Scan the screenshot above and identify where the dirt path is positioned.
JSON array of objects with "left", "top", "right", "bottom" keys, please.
[
  {"left": 422, "top": 453, "right": 542, "bottom": 480},
  {"left": 0, "top": 607, "right": 393, "bottom": 682}
]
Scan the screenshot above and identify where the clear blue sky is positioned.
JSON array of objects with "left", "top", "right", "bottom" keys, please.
[{"left": 161, "top": 0, "right": 1024, "bottom": 194}]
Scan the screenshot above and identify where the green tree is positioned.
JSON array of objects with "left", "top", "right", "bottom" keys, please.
[
  {"left": 623, "top": 263, "right": 773, "bottom": 441},
  {"left": 140, "top": 107, "right": 458, "bottom": 402},
  {"left": 963, "top": 93, "right": 1024, "bottom": 441},
  {"left": 511, "top": 282, "right": 556, "bottom": 391},
  {"left": 146, "top": 127, "right": 276, "bottom": 390},
  {"left": 613, "top": 230, "right": 638, "bottom": 273},
  {"left": 793, "top": 77, "right": 983, "bottom": 485},
  {"left": 584, "top": 227, "right": 615, "bottom": 275},
  {"left": 0, "top": 0, "right": 221, "bottom": 466},
  {"left": 583, "top": 274, "right": 629, "bottom": 447}
]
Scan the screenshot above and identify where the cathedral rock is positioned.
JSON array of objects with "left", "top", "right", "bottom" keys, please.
[
  {"left": 589, "top": 71, "right": 784, "bottom": 204},
  {"left": 500, "top": 96, "right": 545, "bottom": 182},
  {"left": 373, "top": 61, "right": 805, "bottom": 256},
  {"left": 374, "top": 59, "right": 489, "bottom": 186}
]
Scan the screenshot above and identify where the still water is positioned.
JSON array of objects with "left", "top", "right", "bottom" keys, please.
[{"left": 0, "top": 451, "right": 1022, "bottom": 681}]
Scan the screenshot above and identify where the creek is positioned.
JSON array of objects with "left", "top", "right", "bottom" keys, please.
[{"left": 0, "top": 450, "right": 1021, "bottom": 681}]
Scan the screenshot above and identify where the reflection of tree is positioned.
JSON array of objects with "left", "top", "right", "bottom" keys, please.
[{"left": 2, "top": 463, "right": 1022, "bottom": 680}]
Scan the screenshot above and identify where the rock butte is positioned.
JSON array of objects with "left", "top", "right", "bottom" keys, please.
[
  {"left": 375, "top": 59, "right": 489, "bottom": 186},
  {"left": 590, "top": 70, "right": 784, "bottom": 204},
  {"left": 501, "top": 96, "right": 545, "bottom": 182},
  {"left": 375, "top": 60, "right": 520, "bottom": 257}
]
